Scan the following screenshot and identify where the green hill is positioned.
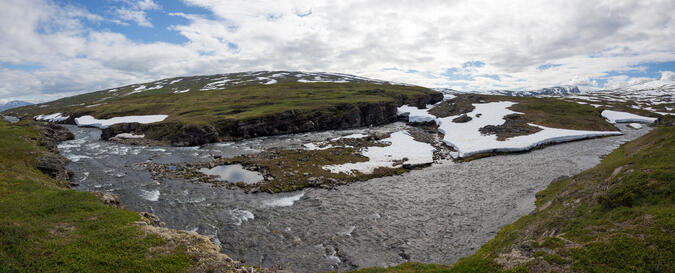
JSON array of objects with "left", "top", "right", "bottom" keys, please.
[{"left": 4, "top": 71, "right": 441, "bottom": 146}]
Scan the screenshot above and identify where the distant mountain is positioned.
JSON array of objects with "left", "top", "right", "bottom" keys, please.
[
  {"left": 609, "top": 79, "right": 675, "bottom": 92},
  {"left": 0, "top": 100, "right": 32, "bottom": 112},
  {"left": 485, "top": 85, "right": 581, "bottom": 97},
  {"left": 435, "top": 85, "right": 581, "bottom": 97}
]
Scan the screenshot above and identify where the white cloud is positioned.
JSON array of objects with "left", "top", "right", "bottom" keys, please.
[
  {"left": 660, "top": 71, "right": 675, "bottom": 81},
  {"left": 0, "top": 0, "right": 674, "bottom": 102},
  {"left": 113, "top": 0, "right": 160, "bottom": 27}
]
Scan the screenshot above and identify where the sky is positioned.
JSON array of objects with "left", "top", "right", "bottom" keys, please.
[{"left": 1, "top": 0, "right": 674, "bottom": 104}]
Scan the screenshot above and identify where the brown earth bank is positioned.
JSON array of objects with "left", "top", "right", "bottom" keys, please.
[{"left": 100, "top": 92, "right": 443, "bottom": 146}]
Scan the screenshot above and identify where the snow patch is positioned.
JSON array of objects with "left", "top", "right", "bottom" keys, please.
[
  {"left": 627, "top": 123, "right": 642, "bottom": 129},
  {"left": 397, "top": 105, "right": 436, "bottom": 123},
  {"left": 323, "top": 131, "right": 435, "bottom": 174},
  {"left": 437, "top": 102, "right": 622, "bottom": 158},
  {"left": 115, "top": 133, "right": 145, "bottom": 139},
  {"left": 75, "top": 115, "right": 168, "bottom": 129},
  {"left": 601, "top": 110, "right": 658, "bottom": 124},
  {"left": 35, "top": 113, "right": 69, "bottom": 122}
]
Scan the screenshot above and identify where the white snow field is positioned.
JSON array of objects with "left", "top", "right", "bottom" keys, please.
[
  {"left": 323, "top": 131, "right": 435, "bottom": 174},
  {"left": 397, "top": 105, "right": 436, "bottom": 123},
  {"left": 601, "top": 110, "right": 658, "bottom": 124},
  {"left": 75, "top": 115, "right": 168, "bottom": 129},
  {"left": 434, "top": 102, "right": 622, "bottom": 158}
]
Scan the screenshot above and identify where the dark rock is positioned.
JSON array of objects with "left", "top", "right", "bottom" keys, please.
[
  {"left": 452, "top": 114, "right": 472, "bottom": 123},
  {"left": 35, "top": 154, "right": 72, "bottom": 181},
  {"left": 31, "top": 122, "right": 75, "bottom": 153},
  {"left": 170, "top": 124, "right": 219, "bottom": 146}
]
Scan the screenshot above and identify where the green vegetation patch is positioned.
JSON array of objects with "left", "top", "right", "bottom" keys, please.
[{"left": 0, "top": 121, "right": 196, "bottom": 272}]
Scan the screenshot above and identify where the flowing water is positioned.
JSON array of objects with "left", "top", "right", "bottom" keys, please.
[{"left": 58, "top": 123, "right": 650, "bottom": 272}]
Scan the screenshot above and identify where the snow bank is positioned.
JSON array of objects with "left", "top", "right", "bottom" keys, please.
[
  {"left": 332, "top": 133, "right": 368, "bottom": 140},
  {"left": 115, "top": 133, "right": 145, "bottom": 139},
  {"left": 35, "top": 113, "right": 69, "bottom": 122},
  {"left": 323, "top": 131, "right": 435, "bottom": 174},
  {"left": 397, "top": 105, "right": 436, "bottom": 123},
  {"left": 601, "top": 110, "right": 657, "bottom": 124},
  {"left": 75, "top": 115, "right": 168, "bottom": 129},
  {"left": 303, "top": 143, "right": 334, "bottom": 150},
  {"left": 437, "top": 102, "right": 622, "bottom": 158},
  {"left": 628, "top": 123, "right": 642, "bottom": 129}
]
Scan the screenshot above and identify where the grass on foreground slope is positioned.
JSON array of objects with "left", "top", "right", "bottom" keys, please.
[
  {"left": 355, "top": 123, "right": 674, "bottom": 272},
  {"left": 6, "top": 83, "right": 436, "bottom": 125},
  {"left": 0, "top": 121, "right": 197, "bottom": 272}
]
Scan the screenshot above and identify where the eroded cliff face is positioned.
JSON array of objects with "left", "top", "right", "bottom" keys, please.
[{"left": 101, "top": 92, "right": 443, "bottom": 147}]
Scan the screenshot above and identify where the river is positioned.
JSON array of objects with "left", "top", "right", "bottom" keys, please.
[{"left": 58, "top": 122, "right": 650, "bottom": 272}]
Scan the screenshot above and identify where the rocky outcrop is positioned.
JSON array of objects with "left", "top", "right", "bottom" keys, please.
[
  {"left": 35, "top": 154, "right": 73, "bottom": 182},
  {"left": 101, "top": 92, "right": 443, "bottom": 147},
  {"left": 452, "top": 114, "right": 472, "bottom": 123},
  {"left": 30, "top": 122, "right": 75, "bottom": 183},
  {"left": 31, "top": 121, "right": 75, "bottom": 153},
  {"left": 214, "top": 101, "right": 399, "bottom": 140}
]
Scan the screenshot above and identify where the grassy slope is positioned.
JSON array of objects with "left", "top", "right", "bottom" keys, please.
[
  {"left": 0, "top": 121, "right": 195, "bottom": 272},
  {"left": 6, "top": 82, "right": 437, "bottom": 125},
  {"left": 354, "top": 124, "right": 674, "bottom": 272}
]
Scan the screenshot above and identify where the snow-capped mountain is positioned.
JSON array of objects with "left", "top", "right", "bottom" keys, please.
[
  {"left": 610, "top": 79, "right": 675, "bottom": 92},
  {"left": 486, "top": 85, "right": 581, "bottom": 97},
  {"left": 437, "top": 85, "right": 581, "bottom": 97},
  {"left": 0, "top": 100, "right": 32, "bottom": 112}
]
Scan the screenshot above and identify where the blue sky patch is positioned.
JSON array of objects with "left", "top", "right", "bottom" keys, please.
[
  {"left": 1, "top": 62, "right": 45, "bottom": 71},
  {"left": 537, "top": 63, "right": 562, "bottom": 70}
]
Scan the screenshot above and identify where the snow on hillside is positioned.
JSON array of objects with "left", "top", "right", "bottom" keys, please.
[{"left": 397, "top": 102, "right": 622, "bottom": 158}]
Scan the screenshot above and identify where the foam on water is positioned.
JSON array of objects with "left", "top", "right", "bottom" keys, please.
[
  {"left": 262, "top": 191, "right": 305, "bottom": 208},
  {"left": 140, "top": 189, "right": 160, "bottom": 201}
]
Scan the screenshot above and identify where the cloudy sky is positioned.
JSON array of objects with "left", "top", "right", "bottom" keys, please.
[{"left": 1, "top": 0, "right": 674, "bottom": 103}]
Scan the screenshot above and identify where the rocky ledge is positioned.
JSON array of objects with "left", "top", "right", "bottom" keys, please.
[
  {"left": 31, "top": 122, "right": 75, "bottom": 184},
  {"left": 100, "top": 92, "right": 443, "bottom": 147}
]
